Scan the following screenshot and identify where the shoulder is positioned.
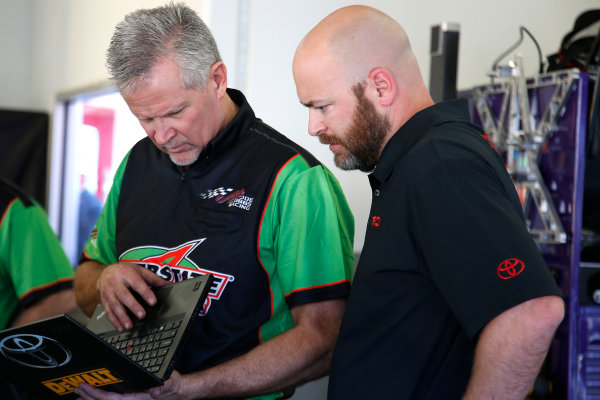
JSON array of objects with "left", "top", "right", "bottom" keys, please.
[
  {"left": 248, "top": 119, "right": 322, "bottom": 169},
  {"left": 417, "top": 119, "right": 490, "bottom": 158},
  {"left": 0, "top": 179, "right": 34, "bottom": 214},
  {"left": 405, "top": 120, "right": 501, "bottom": 181}
]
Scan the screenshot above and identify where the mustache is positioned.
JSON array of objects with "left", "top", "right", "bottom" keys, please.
[
  {"left": 318, "top": 134, "right": 340, "bottom": 145},
  {"left": 163, "top": 139, "right": 190, "bottom": 150}
]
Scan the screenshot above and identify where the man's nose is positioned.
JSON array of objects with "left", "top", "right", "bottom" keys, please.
[
  {"left": 153, "top": 119, "right": 176, "bottom": 145},
  {"left": 308, "top": 111, "right": 326, "bottom": 136}
]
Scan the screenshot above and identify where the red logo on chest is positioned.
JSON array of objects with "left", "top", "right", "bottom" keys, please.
[
  {"left": 371, "top": 216, "right": 381, "bottom": 227},
  {"left": 497, "top": 258, "right": 525, "bottom": 279}
]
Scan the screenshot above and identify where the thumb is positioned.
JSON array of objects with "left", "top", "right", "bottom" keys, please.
[{"left": 149, "top": 386, "right": 163, "bottom": 399}]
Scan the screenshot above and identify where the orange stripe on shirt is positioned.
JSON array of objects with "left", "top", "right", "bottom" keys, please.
[
  {"left": 19, "top": 277, "right": 74, "bottom": 301},
  {"left": 283, "top": 279, "right": 351, "bottom": 298},
  {"left": 255, "top": 154, "right": 299, "bottom": 343},
  {"left": 0, "top": 197, "right": 18, "bottom": 227}
]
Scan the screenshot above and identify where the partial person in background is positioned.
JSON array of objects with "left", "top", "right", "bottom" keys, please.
[
  {"left": 77, "top": 175, "right": 102, "bottom": 259},
  {"left": 74, "top": 3, "right": 353, "bottom": 400},
  {"left": 293, "top": 5, "right": 564, "bottom": 400},
  {"left": 0, "top": 177, "right": 76, "bottom": 330},
  {"left": 0, "top": 178, "right": 76, "bottom": 400}
]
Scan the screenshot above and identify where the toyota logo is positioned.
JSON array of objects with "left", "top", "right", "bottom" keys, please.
[
  {"left": 497, "top": 258, "right": 525, "bottom": 280},
  {"left": 0, "top": 334, "right": 72, "bottom": 369}
]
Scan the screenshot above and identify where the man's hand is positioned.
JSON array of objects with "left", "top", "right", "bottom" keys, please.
[
  {"left": 74, "top": 383, "right": 152, "bottom": 400},
  {"left": 148, "top": 371, "right": 189, "bottom": 399},
  {"left": 74, "top": 371, "right": 187, "bottom": 400},
  {"left": 96, "top": 262, "right": 169, "bottom": 332},
  {"left": 74, "top": 260, "right": 169, "bottom": 330}
]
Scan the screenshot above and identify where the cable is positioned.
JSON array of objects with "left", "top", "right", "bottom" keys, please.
[{"left": 491, "top": 26, "right": 545, "bottom": 76}]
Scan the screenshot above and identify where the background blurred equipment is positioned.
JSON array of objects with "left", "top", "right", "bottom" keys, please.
[
  {"left": 466, "top": 64, "right": 591, "bottom": 400},
  {"left": 0, "top": 110, "right": 49, "bottom": 208},
  {"left": 429, "top": 22, "right": 460, "bottom": 103},
  {"left": 546, "top": 9, "right": 600, "bottom": 72},
  {"left": 488, "top": 26, "right": 545, "bottom": 78},
  {"left": 461, "top": 15, "right": 600, "bottom": 395}
]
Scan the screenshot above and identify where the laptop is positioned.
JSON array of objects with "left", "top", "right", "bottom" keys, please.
[{"left": 0, "top": 274, "right": 213, "bottom": 399}]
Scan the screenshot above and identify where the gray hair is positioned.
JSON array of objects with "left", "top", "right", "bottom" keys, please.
[{"left": 106, "top": 2, "right": 222, "bottom": 94}]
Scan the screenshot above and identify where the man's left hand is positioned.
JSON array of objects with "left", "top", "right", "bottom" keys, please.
[{"left": 75, "top": 370, "right": 188, "bottom": 400}]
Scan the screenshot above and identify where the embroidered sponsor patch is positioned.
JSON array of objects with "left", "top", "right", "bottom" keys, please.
[
  {"left": 120, "top": 240, "right": 234, "bottom": 315},
  {"left": 199, "top": 187, "right": 254, "bottom": 211},
  {"left": 497, "top": 258, "right": 525, "bottom": 280}
]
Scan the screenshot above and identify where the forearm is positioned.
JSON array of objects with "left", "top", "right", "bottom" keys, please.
[
  {"left": 189, "top": 326, "right": 329, "bottom": 397},
  {"left": 74, "top": 260, "right": 106, "bottom": 316},
  {"left": 12, "top": 289, "right": 77, "bottom": 327},
  {"left": 462, "top": 296, "right": 564, "bottom": 399},
  {"left": 179, "top": 299, "right": 345, "bottom": 399}
]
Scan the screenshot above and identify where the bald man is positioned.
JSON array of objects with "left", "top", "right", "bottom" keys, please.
[{"left": 293, "top": 5, "right": 564, "bottom": 400}]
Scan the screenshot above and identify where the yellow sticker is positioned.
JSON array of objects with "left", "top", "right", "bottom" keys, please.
[{"left": 41, "top": 368, "right": 122, "bottom": 395}]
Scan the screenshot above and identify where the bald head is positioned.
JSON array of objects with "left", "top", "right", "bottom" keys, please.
[
  {"left": 296, "top": 6, "right": 417, "bottom": 85},
  {"left": 293, "top": 5, "right": 432, "bottom": 133}
]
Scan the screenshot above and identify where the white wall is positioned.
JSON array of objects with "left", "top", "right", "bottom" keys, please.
[
  {"left": 0, "top": 0, "right": 207, "bottom": 111},
  {"left": 0, "top": 1, "right": 33, "bottom": 109}
]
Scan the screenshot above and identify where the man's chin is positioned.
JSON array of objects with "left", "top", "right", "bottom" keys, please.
[
  {"left": 334, "top": 154, "right": 360, "bottom": 171},
  {"left": 169, "top": 152, "right": 199, "bottom": 167}
]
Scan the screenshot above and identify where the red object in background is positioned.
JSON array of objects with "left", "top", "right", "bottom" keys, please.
[{"left": 83, "top": 105, "right": 115, "bottom": 202}]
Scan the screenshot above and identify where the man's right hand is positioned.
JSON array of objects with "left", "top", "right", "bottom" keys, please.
[{"left": 95, "top": 262, "right": 168, "bottom": 332}]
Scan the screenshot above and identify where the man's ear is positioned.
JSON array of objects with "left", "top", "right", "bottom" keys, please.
[
  {"left": 209, "top": 62, "right": 228, "bottom": 98},
  {"left": 366, "top": 68, "right": 396, "bottom": 107}
]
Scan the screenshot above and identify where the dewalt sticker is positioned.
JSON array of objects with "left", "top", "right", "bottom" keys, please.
[{"left": 41, "top": 368, "right": 122, "bottom": 395}]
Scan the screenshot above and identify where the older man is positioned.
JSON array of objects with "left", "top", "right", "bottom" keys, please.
[
  {"left": 74, "top": 3, "right": 354, "bottom": 399},
  {"left": 293, "top": 5, "right": 564, "bottom": 400}
]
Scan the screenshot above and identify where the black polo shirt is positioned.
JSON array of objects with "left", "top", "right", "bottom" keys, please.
[{"left": 328, "top": 99, "right": 562, "bottom": 399}]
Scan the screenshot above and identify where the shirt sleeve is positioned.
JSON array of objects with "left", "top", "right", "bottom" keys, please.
[
  {"left": 3, "top": 198, "right": 74, "bottom": 305},
  {"left": 258, "top": 155, "right": 354, "bottom": 309},
  {"left": 410, "top": 150, "right": 562, "bottom": 338}
]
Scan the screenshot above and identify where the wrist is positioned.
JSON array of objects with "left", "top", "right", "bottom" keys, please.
[{"left": 179, "top": 373, "right": 197, "bottom": 400}]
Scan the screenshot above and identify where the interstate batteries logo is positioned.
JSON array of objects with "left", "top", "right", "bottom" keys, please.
[
  {"left": 120, "top": 239, "right": 233, "bottom": 315},
  {"left": 199, "top": 187, "right": 254, "bottom": 211}
]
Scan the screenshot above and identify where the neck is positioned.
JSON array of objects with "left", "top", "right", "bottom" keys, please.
[
  {"left": 379, "top": 90, "right": 434, "bottom": 155},
  {"left": 220, "top": 93, "right": 239, "bottom": 131}
]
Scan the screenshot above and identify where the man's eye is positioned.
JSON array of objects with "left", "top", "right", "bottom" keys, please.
[
  {"left": 315, "top": 105, "right": 328, "bottom": 112},
  {"left": 169, "top": 108, "right": 185, "bottom": 117}
]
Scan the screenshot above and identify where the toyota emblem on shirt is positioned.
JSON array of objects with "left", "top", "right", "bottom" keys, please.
[
  {"left": 0, "top": 334, "right": 72, "bottom": 369},
  {"left": 497, "top": 258, "right": 525, "bottom": 280}
]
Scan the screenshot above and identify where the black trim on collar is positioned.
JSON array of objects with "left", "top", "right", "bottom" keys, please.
[{"left": 194, "top": 89, "right": 255, "bottom": 167}]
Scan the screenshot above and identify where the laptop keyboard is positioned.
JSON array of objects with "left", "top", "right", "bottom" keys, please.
[{"left": 99, "top": 319, "right": 182, "bottom": 374}]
